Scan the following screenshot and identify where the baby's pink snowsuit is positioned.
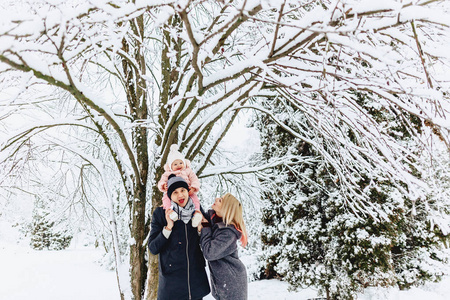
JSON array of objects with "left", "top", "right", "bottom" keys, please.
[{"left": 158, "top": 159, "right": 201, "bottom": 210}]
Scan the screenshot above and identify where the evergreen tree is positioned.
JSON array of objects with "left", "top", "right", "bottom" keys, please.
[
  {"left": 255, "top": 96, "right": 448, "bottom": 299},
  {"left": 30, "top": 197, "right": 72, "bottom": 251}
]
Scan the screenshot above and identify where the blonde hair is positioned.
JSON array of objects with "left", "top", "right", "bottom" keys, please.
[{"left": 221, "top": 193, "right": 248, "bottom": 247}]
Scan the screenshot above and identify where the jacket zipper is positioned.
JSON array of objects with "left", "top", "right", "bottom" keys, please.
[{"left": 185, "top": 223, "right": 191, "bottom": 300}]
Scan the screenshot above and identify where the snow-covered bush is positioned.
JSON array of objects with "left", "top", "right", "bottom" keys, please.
[
  {"left": 30, "top": 198, "right": 72, "bottom": 251},
  {"left": 255, "top": 96, "right": 449, "bottom": 299}
]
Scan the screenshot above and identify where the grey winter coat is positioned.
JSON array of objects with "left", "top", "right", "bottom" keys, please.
[{"left": 200, "top": 212, "right": 248, "bottom": 300}]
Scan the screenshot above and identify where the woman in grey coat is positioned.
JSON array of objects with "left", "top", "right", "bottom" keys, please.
[{"left": 198, "top": 193, "right": 248, "bottom": 300}]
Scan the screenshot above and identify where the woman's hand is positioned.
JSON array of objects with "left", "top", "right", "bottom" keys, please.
[
  {"left": 197, "top": 216, "right": 208, "bottom": 233},
  {"left": 165, "top": 208, "right": 175, "bottom": 230}
]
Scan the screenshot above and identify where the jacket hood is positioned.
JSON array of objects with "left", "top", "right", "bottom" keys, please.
[{"left": 164, "top": 159, "right": 191, "bottom": 172}]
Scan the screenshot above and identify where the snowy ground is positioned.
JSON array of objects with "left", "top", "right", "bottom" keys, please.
[
  {"left": 1, "top": 242, "right": 450, "bottom": 300},
  {"left": 1, "top": 220, "right": 449, "bottom": 300}
]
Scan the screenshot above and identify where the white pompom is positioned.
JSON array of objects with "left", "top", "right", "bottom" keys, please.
[{"left": 170, "top": 144, "right": 179, "bottom": 152}]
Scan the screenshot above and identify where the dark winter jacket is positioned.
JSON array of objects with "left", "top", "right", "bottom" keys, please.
[
  {"left": 200, "top": 211, "right": 248, "bottom": 300},
  {"left": 148, "top": 206, "right": 210, "bottom": 300}
]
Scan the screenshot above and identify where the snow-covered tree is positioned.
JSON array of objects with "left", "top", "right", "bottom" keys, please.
[
  {"left": 1, "top": 0, "right": 450, "bottom": 299},
  {"left": 30, "top": 196, "right": 73, "bottom": 251},
  {"left": 255, "top": 95, "right": 449, "bottom": 298}
]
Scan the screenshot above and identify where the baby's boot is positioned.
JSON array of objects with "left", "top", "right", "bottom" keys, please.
[
  {"left": 191, "top": 211, "right": 202, "bottom": 227},
  {"left": 169, "top": 206, "right": 178, "bottom": 221}
]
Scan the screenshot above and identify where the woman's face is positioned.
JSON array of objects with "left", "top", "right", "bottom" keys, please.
[
  {"left": 212, "top": 197, "right": 223, "bottom": 217},
  {"left": 171, "top": 187, "right": 189, "bottom": 207}
]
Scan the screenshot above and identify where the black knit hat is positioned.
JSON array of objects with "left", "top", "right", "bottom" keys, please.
[{"left": 167, "top": 174, "right": 189, "bottom": 200}]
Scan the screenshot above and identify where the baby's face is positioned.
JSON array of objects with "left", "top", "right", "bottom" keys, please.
[{"left": 171, "top": 159, "right": 185, "bottom": 171}]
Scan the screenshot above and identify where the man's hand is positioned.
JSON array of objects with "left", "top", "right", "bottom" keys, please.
[
  {"left": 165, "top": 208, "right": 175, "bottom": 230},
  {"left": 188, "top": 187, "right": 195, "bottom": 196}
]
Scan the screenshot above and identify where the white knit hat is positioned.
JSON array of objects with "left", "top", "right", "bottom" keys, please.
[{"left": 167, "top": 144, "right": 185, "bottom": 170}]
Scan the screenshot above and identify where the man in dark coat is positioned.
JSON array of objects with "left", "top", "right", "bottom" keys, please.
[{"left": 148, "top": 174, "right": 210, "bottom": 300}]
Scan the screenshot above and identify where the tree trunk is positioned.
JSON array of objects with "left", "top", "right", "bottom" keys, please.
[
  {"left": 130, "top": 134, "right": 148, "bottom": 300},
  {"left": 146, "top": 254, "right": 159, "bottom": 300},
  {"left": 130, "top": 185, "right": 147, "bottom": 300},
  {"left": 127, "top": 12, "right": 149, "bottom": 299},
  {"left": 145, "top": 165, "right": 165, "bottom": 300}
]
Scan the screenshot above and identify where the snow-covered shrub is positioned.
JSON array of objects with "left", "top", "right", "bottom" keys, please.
[
  {"left": 254, "top": 95, "right": 449, "bottom": 299},
  {"left": 29, "top": 198, "right": 72, "bottom": 251}
]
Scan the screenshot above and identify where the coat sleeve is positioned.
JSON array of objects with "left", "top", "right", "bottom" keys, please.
[
  {"left": 200, "top": 227, "right": 238, "bottom": 261},
  {"left": 186, "top": 168, "right": 200, "bottom": 192},
  {"left": 202, "top": 208, "right": 213, "bottom": 224},
  {"left": 157, "top": 171, "right": 170, "bottom": 192},
  {"left": 148, "top": 208, "right": 170, "bottom": 255}
]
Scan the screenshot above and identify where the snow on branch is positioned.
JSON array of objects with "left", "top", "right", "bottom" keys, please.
[
  {"left": 200, "top": 154, "right": 315, "bottom": 178},
  {"left": 0, "top": 120, "right": 96, "bottom": 151}
]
